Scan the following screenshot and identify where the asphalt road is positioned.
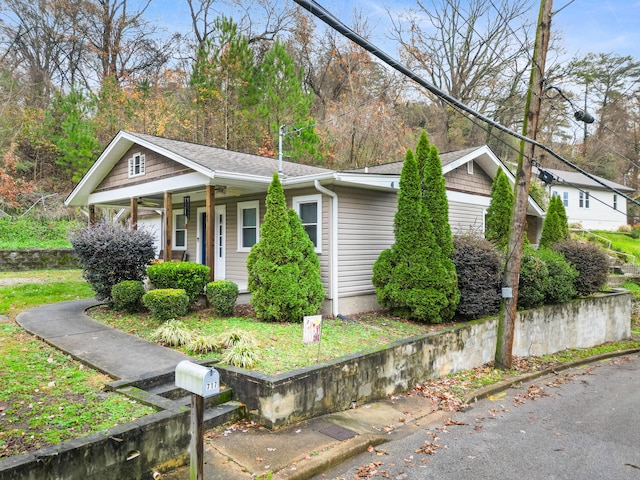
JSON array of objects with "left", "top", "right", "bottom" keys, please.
[{"left": 314, "top": 353, "right": 640, "bottom": 480}]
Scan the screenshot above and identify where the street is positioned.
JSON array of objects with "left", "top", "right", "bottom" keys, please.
[{"left": 314, "top": 353, "right": 640, "bottom": 480}]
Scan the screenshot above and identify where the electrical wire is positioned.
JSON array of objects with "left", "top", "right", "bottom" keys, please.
[{"left": 293, "top": 0, "right": 640, "bottom": 208}]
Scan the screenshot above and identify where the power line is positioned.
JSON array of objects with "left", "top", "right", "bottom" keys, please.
[{"left": 293, "top": 0, "right": 640, "bottom": 208}]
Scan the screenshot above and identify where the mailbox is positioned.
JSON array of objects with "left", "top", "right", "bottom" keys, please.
[{"left": 175, "top": 361, "right": 220, "bottom": 397}]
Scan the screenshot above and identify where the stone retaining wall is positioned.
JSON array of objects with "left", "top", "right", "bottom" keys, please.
[{"left": 0, "top": 249, "right": 79, "bottom": 272}]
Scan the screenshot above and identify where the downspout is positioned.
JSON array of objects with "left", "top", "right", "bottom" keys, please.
[{"left": 314, "top": 180, "right": 339, "bottom": 317}]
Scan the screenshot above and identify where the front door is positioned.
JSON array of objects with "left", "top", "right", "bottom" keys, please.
[{"left": 197, "top": 205, "right": 226, "bottom": 280}]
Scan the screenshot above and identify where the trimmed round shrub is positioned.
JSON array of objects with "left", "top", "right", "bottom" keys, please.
[
  {"left": 142, "top": 288, "right": 189, "bottom": 321},
  {"left": 146, "top": 262, "right": 210, "bottom": 303},
  {"left": 552, "top": 240, "right": 610, "bottom": 296},
  {"left": 536, "top": 248, "right": 578, "bottom": 304},
  {"left": 70, "top": 223, "right": 156, "bottom": 301},
  {"left": 517, "top": 248, "right": 548, "bottom": 310},
  {"left": 111, "top": 280, "right": 145, "bottom": 312},
  {"left": 452, "top": 235, "right": 503, "bottom": 320},
  {"left": 206, "top": 280, "right": 239, "bottom": 316}
]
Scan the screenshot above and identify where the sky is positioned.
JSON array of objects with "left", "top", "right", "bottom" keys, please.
[{"left": 145, "top": 0, "right": 640, "bottom": 63}]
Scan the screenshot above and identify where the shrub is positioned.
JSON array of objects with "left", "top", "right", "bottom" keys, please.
[
  {"left": 372, "top": 146, "right": 458, "bottom": 323},
  {"left": 247, "top": 173, "right": 325, "bottom": 322},
  {"left": 146, "top": 262, "right": 210, "bottom": 303},
  {"left": 552, "top": 240, "right": 610, "bottom": 296},
  {"left": 485, "top": 168, "right": 513, "bottom": 250},
  {"left": 540, "top": 194, "right": 569, "bottom": 248},
  {"left": 142, "top": 288, "right": 189, "bottom": 321},
  {"left": 536, "top": 248, "right": 578, "bottom": 304},
  {"left": 452, "top": 235, "right": 502, "bottom": 320},
  {"left": 150, "top": 319, "right": 193, "bottom": 346},
  {"left": 206, "top": 280, "right": 239, "bottom": 316},
  {"left": 111, "top": 280, "right": 145, "bottom": 312},
  {"left": 517, "top": 248, "right": 548, "bottom": 309},
  {"left": 70, "top": 223, "right": 156, "bottom": 301}
]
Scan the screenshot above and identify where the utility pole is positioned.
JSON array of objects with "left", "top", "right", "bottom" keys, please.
[{"left": 495, "top": 0, "right": 553, "bottom": 370}]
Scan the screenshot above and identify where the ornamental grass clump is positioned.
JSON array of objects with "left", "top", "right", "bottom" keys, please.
[
  {"left": 150, "top": 319, "right": 193, "bottom": 346},
  {"left": 187, "top": 335, "right": 221, "bottom": 354}
]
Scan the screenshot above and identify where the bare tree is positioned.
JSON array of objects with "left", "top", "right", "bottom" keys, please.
[{"left": 389, "top": 0, "right": 536, "bottom": 151}]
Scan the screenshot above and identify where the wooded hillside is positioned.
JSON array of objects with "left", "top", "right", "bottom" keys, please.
[{"left": 1, "top": 0, "right": 638, "bottom": 216}]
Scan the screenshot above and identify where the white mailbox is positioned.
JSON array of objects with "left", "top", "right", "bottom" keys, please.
[{"left": 175, "top": 361, "right": 220, "bottom": 398}]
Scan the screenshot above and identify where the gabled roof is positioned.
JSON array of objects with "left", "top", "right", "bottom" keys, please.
[
  {"left": 536, "top": 166, "right": 634, "bottom": 193},
  {"left": 65, "top": 131, "right": 334, "bottom": 206}
]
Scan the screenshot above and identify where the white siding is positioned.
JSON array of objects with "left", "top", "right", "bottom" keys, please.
[{"left": 551, "top": 185, "right": 628, "bottom": 231}]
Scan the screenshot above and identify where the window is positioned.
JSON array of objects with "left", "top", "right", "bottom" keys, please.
[
  {"left": 237, "top": 201, "right": 259, "bottom": 251},
  {"left": 579, "top": 191, "right": 590, "bottom": 208},
  {"left": 174, "top": 210, "right": 187, "bottom": 249},
  {"left": 128, "top": 153, "right": 145, "bottom": 178},
  {"left": 293, "top": 194, "right": 322, "bottom": 253},
  {"left": 563, "top": 192, "right": 569, "bottom": 207},
  {"left": 614, "top": 194, "right": 618, "bottom": 210},
  {"left": 467, "top": 161, "right": 474, "bottom": 174}
]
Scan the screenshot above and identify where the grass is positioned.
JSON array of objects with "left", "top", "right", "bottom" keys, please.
[
  {"left": 588, "top": 230, "right": 640, "bottom": 264},
  {"left": 0, "top": 218, "right": 79, "bottom": 249},
  {"left": 90, "top": 309, "right": 442, "bottom": 375},
  {"left": 0, "top": 270, "right": 155, "bottom": 458},
  {"left": 0, "top": 270, "right": 95, "bottom": 315}
]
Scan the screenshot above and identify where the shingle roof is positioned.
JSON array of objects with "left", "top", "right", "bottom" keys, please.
[
  {"left": 341, "top": 146, "right": 483, "bottom": 175},
  {"left": 127, "top": 131, "right": 333, "bottom": 178},
  {"left": 538, "top": 166, "right": 634, "bottom": 192}
]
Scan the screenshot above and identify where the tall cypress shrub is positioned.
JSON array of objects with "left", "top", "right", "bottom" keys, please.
[
  {"left": 247, "top": 173, "right": 324, "bottom": 322},
  {"left": 485, "top": 168, "right": 513, "bottom": 250},
  {"left": 540, "top": 194, "right": 569, "bottom": 247},
  {"left": 372, "top": 145, "right": 457, "bottom": 323}
]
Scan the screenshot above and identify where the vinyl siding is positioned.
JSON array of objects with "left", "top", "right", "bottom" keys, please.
[
  {"left": 96, "top": 145, "right": 193, "bottom": 192},
  {"left": 448, "top": 200, "right": 487, "bottom": 235},
  {"left": 335, "top": 186, "right": 397, "bottom": 297}
]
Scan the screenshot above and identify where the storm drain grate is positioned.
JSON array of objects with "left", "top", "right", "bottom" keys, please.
[{"left": 318, "top": 424, "right": 358, "bottom": 441}]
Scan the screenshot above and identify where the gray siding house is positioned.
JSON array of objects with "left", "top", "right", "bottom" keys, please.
[{"left": 66, "top": 131, "right": 544, "bottom": 316}]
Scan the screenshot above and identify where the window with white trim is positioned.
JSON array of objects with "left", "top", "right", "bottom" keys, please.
[
  {"left": 579, "top": 191, "right": 590, "bottom": 208},
  {"left": 613, "top": 194, "right": 618, "bottom": 210},
  {"left": 173, "top": 210, "right": 187, "bottom": 249},
  {"left": 237, "top": 201, "right": 259, "bottom": 252},
  {"left": 562, "top": 192, "right": 569, "bottom": 207},
  {"left": 128, "top": 152, "right": 145, "bottom": 178},
  {"left": 293, "top": 194, "right": 322, "bottom": 253},
  {"left": 467, "top": 161, "right": 474, "bottom": 174}
]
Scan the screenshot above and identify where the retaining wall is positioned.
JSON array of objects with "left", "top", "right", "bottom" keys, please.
[
  {"left": 0, "top": 249, "right": 79, "bottom": 272},
  {"left": 219, "top": 289, "right": 631, "bottom": 429}
]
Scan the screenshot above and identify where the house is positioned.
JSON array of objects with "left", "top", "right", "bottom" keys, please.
[
  {"left": 65, "top": 131, "right": 544, "bottom": 316},
  {"left": 535, "top": 166, "right": 634, "bottom": 231}
]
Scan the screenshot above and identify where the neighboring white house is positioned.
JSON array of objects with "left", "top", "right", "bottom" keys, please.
[{"left": 535, "top": 166, "right": 634, "bottom": 231}]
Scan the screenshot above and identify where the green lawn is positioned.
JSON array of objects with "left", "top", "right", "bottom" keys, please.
[
  {"left": 588, "top": 230, "right": 640, "bottom": 264},
  {"left": 0, "top": 270, "right": 155, "bottom": 459}
]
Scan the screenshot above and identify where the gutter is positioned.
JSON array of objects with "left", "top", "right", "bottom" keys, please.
[{"left": 314, "top": 180, "right": 339, "bottom": 317}]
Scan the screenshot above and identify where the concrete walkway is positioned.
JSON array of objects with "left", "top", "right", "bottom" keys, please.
[{"left": 16, "top": 299, "right": 195, "bottom": 380}]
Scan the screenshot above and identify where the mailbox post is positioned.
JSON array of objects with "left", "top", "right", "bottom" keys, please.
[{"left": 175, "top": 361, "right": 220, "bottom": 480}]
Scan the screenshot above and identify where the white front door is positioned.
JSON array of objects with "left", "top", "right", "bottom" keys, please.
[{"left": 197, "top": 205, "right": 226, "bottom": 280}]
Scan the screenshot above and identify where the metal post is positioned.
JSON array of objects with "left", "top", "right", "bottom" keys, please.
[
  {"left": 278, "top": 125, "right": 285, "bottom": 174},
  {"left": 189, "top": 393, "right": 204, "bottom": 480}
]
